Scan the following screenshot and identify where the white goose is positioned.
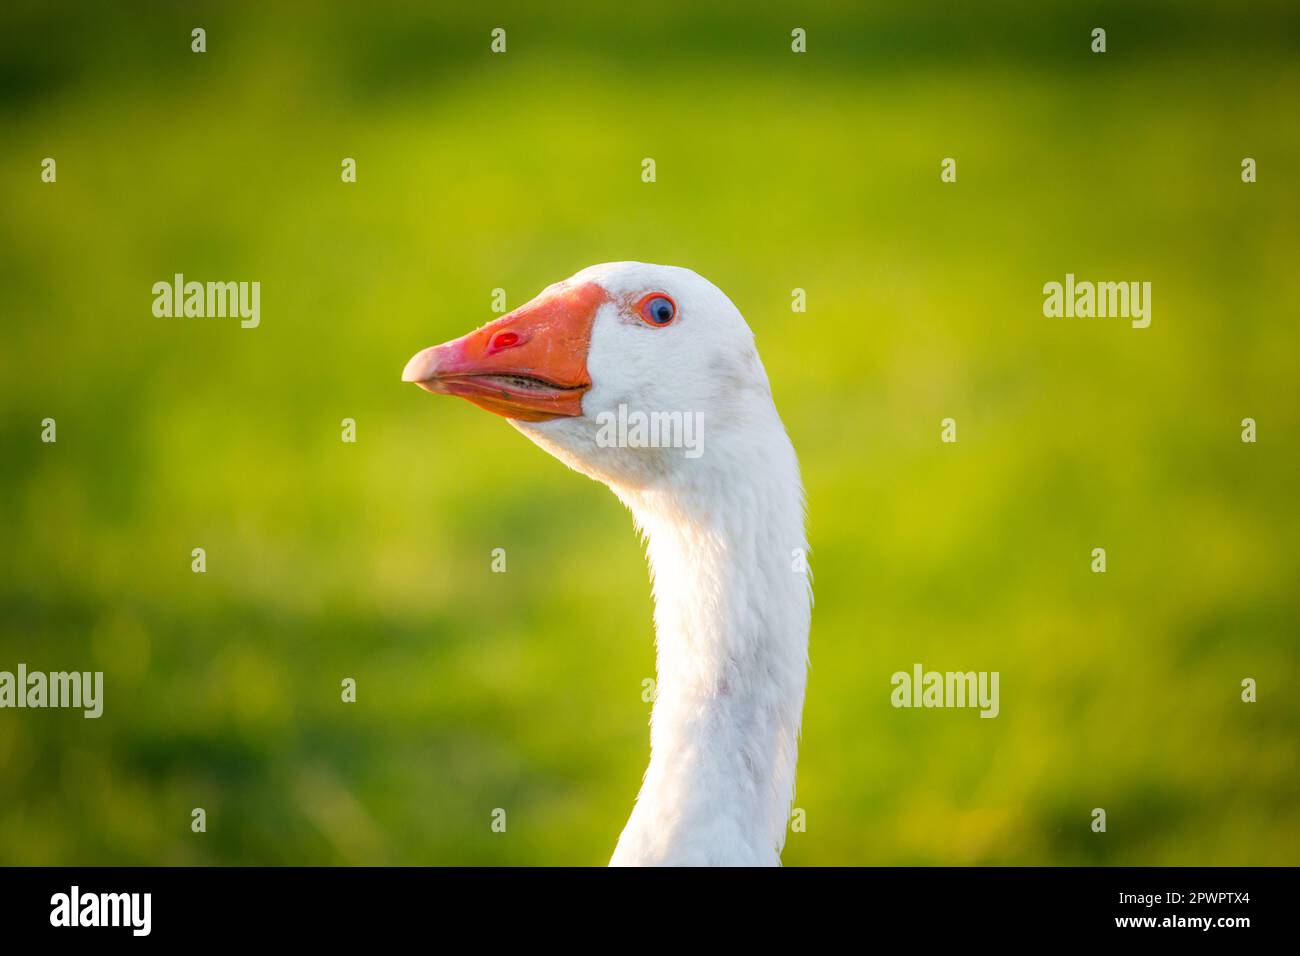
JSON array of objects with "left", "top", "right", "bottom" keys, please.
[{"left": 403, "top": 262, "right": 811, "bottom": 866}]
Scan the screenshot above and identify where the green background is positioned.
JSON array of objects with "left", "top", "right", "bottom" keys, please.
[{"left": 2, "top": 1, "right": 1297, "bottom": 865}]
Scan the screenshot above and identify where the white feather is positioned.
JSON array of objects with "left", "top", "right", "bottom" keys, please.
[{"left": 511, "top": 262, "right": 811, "bottom": 866}]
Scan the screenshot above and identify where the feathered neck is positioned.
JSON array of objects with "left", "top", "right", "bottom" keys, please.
[{"left": 606, "top": 410, "right": 810, "bottom": 866}]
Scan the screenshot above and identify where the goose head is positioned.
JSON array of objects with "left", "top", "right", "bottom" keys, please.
[{"left": 402, "top": 261, "right": 774, "bottom": 489}]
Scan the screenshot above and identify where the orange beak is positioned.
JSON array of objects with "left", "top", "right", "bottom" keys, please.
[{"left": 401, "top": 282, "right": 608, "bottom": 422}]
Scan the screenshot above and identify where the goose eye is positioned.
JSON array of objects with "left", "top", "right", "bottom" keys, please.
[{"left": 639, "top": 294, "right": 676, "bottom": 327}]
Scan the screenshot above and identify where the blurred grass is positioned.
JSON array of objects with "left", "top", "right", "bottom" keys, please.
[{"left": 1, "top": 0, "right": 1298, "bottom": 864}]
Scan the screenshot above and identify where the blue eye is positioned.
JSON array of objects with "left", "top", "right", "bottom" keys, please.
[{"left": 640, "top": 295, "right": 676, "bottom": 326}]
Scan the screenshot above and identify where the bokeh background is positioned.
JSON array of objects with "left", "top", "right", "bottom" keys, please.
[{"left": 2, "top": 0, "right": 1298, "bottom": 865}]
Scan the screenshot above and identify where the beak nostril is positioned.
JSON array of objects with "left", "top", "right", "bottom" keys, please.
[{"left": 489, "top": 331, "right": 521, "bottom": 352}]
